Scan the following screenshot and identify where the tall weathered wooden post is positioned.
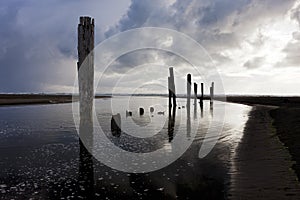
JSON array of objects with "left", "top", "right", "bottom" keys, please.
[
  {"left": 77, "top": 16, "right": 94, "bottom": 199},
  {"left": 78, "top": 16, "right": 94, "bottom": 121},
  {"left": 187, "top": 74, "right": 191, "bottom": 108}
]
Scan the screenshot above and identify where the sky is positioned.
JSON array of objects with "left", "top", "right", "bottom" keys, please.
[{"left": 0, "top": 0, "right": 300, "bottom": 95}]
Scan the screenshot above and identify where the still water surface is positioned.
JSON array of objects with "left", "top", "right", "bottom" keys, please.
[{"left": 0, "top": 97, "right": 250, "bottom": 199}]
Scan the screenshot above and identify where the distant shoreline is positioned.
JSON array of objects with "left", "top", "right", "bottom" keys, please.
[
  {"left": 0, "top": 94, "right": 111, "bottom": 106},
  {"left": 1, "top": 93, "right": 300, "bottom": 107}
]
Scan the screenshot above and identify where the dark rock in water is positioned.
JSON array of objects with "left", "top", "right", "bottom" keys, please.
[
  {"left": 126, "top": 110, "right": 132, "bottom": 117},
  {"left": 139, "top": 108, "right": 144, "bottom": 115},
  {"left": 157, "top": 111, "right": 165, "bottom": 115},
  {"left": 178, "top": 107, "right": 181, "bottom": 109},
  {"left": 150, "top": 107, "right": 154, "bottom": 113},
  {"left": 111, "top": 113, "right": 121, "bottom": 137},
  {"left": 182, "top": 106, "right": 185, "bottom": 109}
]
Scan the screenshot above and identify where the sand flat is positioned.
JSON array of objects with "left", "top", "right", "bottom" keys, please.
[{"left": 228, "top": 106, "right": 300, "bottom": 199}]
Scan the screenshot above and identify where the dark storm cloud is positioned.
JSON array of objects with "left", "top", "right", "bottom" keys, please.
[
  {"left": 0, "top": 0, "right": 130, "bottom": 92},
  {"left": 0, "top": 0, "right": 75, "bottom": 92}
]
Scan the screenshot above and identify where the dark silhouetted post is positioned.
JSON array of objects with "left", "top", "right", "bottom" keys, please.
[
  {"left": 77, "top": 16, "right": 94, "bottom": 199},
  {"left": 168, "top": 77, "right": 172, "bottom": 117},
  {"left": 139, "top": 107, "right": 145, "bottom": 115},
  {"left": 194, "top": 82, "right": 198, "bottom": 119},
  {"left": 194, "top": 83, "right": 198, "bottom": 106},
  {"left": 150, "top": 107, "right": 154, "bottom": 113},
  {"left": 78, "top": 16, "right": 94, "bottom": 123},
  {"left": 187, "top": 74, "right": 191, "bottom": 108},
  {"left": 200, "top": 83, "right": 204, "bottom": 108},
  {"left": 111, "top": 113, "right": 121, "bottom": 136},
  {"left": 187, "top": 74, "right": 191, "bottom": 138},
  {"left": 169, "top": 67, "right": 176, "bottom": 107},
  {"left": 210, "top": 82, "right": 214, "bottom": 107}
]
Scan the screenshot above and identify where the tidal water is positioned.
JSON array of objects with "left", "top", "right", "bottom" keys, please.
[{"left": 0, "top": 97, "right": 251, "bottom": 199}]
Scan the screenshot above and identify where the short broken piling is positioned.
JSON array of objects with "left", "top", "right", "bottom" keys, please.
[
  {"left": 139, "top": 107, "right": 145, "bottom": 115},
  {"left": 111, "top": 113, "right": 121, "bottom": 136}
]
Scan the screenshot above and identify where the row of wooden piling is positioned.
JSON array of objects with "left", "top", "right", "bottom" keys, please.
[{"left": 168, "top": 67, "right": 214, "bottom": 110}]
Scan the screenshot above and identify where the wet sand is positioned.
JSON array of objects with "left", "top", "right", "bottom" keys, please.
[
  {"left": 1, "top": 94, "right": 300, "bottom": 199},
  {"left": 228, "top": 106, "right": 300, "bottom": 199},
  {"left": 270, "top": 107, "right": 300, "bottom": 183}
]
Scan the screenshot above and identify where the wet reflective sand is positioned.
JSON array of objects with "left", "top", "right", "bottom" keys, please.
[{"left": 0, "top": 97, "right": 252, "bottom": 199}]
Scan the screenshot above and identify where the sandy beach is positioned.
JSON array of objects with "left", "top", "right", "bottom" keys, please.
[
  {"left": 228, "top": 106, "right": 300, "bottom": 199},
  {"left": 270, "top": 107, "right": 300, "bottom": 182},
  {"left": 227, "top": 97, "right": 300, "bottom": 178},
  {"left": 224, "top": 96, "right": 300, "bottom": 199}
]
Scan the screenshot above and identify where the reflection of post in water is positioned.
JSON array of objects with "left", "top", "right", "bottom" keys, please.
[
  {"left": 168, "top": 105, "right": 176, "bottom": 142},
  {"left": 187, "top": 98, "right": 191, "bottom": 139},
  {"left": 78, "top": 138, "right": 94, "bottom": 198},
  {"left": 77, "top": 16, "right": 94, "bottom": 199},
  {"left": 210, "top": 104, "right": 214, "bottom": 118},
  {"left": 209, "top": 82, "right": 214, "bottom": 118}
]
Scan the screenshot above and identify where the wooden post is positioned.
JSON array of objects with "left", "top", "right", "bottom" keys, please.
[
  {"left": 187, "top": 74, "right": 191, "bottom": 108},
  {"left": 200, "top": 83, "right": 204, "bottom": 108},
  {"left": 111, "top": 113, "right": 121, "bottom": 136},
  {"left": 169, "top": 67, "right": 176, "bottom": 107},
  {"left": 168, "top": 77, "right": 172, "bottom": 117},
  {"left": 210, "top": 82, "right": 214, "bottom": 106},
  {"left": 139, "top": 107, "right": 145, "bottom": 115},
  {"left": 78, "top": 16, "right": 94, "bottom": 125},
  {"left": 194, "top": 82, "right": 198, "bottom": 106},
  {"left": 77, "top": 16, "right": 95, "bottom": 199},
  {"left": 193, "top": 82, "right": 197, "bottom": 119}
]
